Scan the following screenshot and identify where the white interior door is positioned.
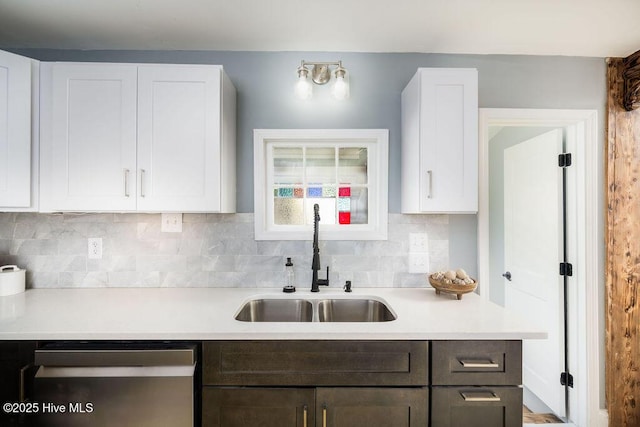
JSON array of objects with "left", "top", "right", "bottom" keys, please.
[{"left": 504, "top": 129, "right": 565, "bottom": 416}]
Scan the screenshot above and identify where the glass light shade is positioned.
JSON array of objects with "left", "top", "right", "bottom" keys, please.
[
  {"left": 295, "top": 75, "right": 313, "bottom": 100},
  {"left": 331, "top": 74, "right": 350, "bottom": 100}
]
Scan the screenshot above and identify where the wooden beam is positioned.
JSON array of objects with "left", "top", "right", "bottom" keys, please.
[
  {"left": 623, "top": 49, "right": 640, "bottom": 111},
  {"left": 606, "top": 57, "right": 640, "bottom": 426}
]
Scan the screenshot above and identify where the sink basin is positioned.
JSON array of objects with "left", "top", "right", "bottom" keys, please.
[
  {"left": 235, "top": 299, "right": 313, "bottom": 322},
  {"left": 318, "top": 299, "right": 396, "bottom": 322}
]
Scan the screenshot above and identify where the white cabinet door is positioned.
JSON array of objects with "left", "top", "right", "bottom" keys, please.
[
  {"left": 136, "top": 65, "right": 222, "bottom": 212},
  {"left": 41, "top": 63, "right": 138, "bottom": 211},
  {"left": 0, "top": 50, "right": 32, "bottom": 208},
  {"left": 401, "top": 68, "right": 478, "bottom": 213}
]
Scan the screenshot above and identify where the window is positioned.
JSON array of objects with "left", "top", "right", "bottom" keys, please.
[{"left": 254, "top": 129, "right": 388, "bottom": 240}]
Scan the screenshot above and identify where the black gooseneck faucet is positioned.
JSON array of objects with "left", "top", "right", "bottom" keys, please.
[{"left": 311, "top": 203, "right": 329, "bottom": 292}]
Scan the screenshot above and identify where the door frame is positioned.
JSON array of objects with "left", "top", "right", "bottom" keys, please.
[{"left": 477, "top": 108, "right": 605, "bottom": 427}]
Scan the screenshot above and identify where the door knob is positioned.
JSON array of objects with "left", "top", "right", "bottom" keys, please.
[{"left": 502, "top": 271, "right": 512, "bottom": 281}]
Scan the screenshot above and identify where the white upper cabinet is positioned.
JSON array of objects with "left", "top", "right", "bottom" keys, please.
[
  {"left": 0, "top": 49, "right": 37, "bottom": 210},
  {"left": 401, "top": 68, "right": 478, "bottom": 213},
  {"left": 137, "top": 65, "right": 231, "bottom": 212},
  {"left": 40, "top": 62, "right": 236, "bottom": 213},
  {"left": 40, "top": 62, "right": 138, "bottom": 211}
]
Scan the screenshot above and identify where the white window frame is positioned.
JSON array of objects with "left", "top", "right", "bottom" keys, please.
[{"left": 254, "top": 129, "right": 388, "bottom": 241}]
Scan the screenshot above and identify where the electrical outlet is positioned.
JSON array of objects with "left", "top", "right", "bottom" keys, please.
[
  {"left": 408, "top": 253, "right": 430, "bottom": 274},
  {"left": 409, "top": 233, "right": 429, "bottom": 253},
  {"left": 161, "top": 213, "right": 183, "bottom": 233},
  {"left": 88, "top": 238, "right": 103, "bottom": 260}
]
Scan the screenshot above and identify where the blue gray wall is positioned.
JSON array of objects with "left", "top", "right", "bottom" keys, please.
[{"left": 8, "top": 49, "right": 609, "bottom": 278}]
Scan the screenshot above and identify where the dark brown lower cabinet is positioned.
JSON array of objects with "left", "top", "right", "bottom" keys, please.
[
  {"left": 202, "top": 387, "right": 428, "bottom": 427},
  {"left": 430, "top": 386, "right": 522, "bottom": 427},
  {"left": 317, "top": 387, "right": 428, "bottom": 427},
  {"left": 202, "top": 388, "right": 315, "bottom": 427}
]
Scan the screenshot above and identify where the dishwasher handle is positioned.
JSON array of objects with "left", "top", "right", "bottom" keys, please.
[{"left": 36, "top": 364, "right": 195, "bottom": 379}]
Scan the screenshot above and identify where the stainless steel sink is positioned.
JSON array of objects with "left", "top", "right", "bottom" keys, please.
[
  {"left": 317, "top": 299, "right": 396, "bottom": 322},
  {"left": 235, "top": 299, "right": 313, "bottom": 322}
]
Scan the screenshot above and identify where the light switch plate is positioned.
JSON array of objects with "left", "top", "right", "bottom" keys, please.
[{"left": 161, "top": 213, "right": 183, "bottom": 233}]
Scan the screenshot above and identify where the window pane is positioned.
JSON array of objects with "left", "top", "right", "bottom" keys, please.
[
  {"left": 306, "top": 147, "right": 336, "bottom": 184},
  {"left": 305, "top": 198, "right": 336, "bottom": 225},
  {"left": 274, "top": 147, "right": 303, "bottom": 185},
  {"left": 348, "top": 187, "right": 368, "bottom": 224},
  {"left": 339, "top": 147, "right": 367, "bottom": 185},
  {"left": 275, "top": 198, "right": 304, "bottom": 225}
]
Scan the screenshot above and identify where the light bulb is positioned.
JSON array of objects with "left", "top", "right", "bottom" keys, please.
[
  {"left": 331, "top": 71, "right": 349, "bottom": 100},
  {"left": 295, "top": 71, "right": 313, "bottom": 100}
]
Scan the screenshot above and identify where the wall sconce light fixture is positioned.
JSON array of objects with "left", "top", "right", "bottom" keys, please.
[{"left": 295, "top": 60, "right": 350, "bottom": 100}]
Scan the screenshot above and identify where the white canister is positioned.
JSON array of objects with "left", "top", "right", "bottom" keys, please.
[{"left": 0, "top": 265, "right": 26, "bottom": 296}]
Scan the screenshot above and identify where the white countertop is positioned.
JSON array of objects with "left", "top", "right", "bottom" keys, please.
[{"left": 0, "top": 287, "right": 546, "bottom": 341}]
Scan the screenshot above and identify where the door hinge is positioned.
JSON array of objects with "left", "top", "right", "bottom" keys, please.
[
  {"left": 560, "top": 372, "right": 574, "bottom": 388},
  {"left": 558, "top": 153, "right": 572, "bottom": 167},
  {"left": 559, "top": 262, "right": 573, "bottom": 277}
]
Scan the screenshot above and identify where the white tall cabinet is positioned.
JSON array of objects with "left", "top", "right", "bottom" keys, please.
[
  {"left": 40, "top": 62, "right": 236, "bottom": 213},
  {"left": 401, "top": 68, "right": 478, "bottom": 213},
  {"left": 0, "top": 50, "right": 38, "bottom": 210}
]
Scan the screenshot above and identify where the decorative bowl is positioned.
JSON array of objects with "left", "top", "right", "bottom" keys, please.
[{"left": 428, "top": 274, "right": 477, "bottom": 300}]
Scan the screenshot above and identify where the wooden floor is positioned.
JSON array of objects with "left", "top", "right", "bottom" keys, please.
[{"left": 523, "top": 406, "right": 564, "bottom": 424}]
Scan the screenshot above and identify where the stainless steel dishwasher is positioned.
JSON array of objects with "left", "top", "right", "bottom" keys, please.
[{"left": 33, "top": 343, "right": 196, "bottom": 427}]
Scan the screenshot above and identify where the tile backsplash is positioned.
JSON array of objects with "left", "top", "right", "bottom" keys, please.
[{"left": 0, "top": 213, "right": 448, "bottom": 289}]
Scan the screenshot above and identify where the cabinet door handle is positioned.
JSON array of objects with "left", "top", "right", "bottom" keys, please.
[
  {"left": 460, "top": 391, "right": 501, "bottom": 402},
  {"left": 459, "top": 358, "right": 500, "bottom": 368},
  {"left": 19, "top": 363, "right": 32, "bottom": 402},
  {"left": 124, "top": 169, "right": 130, "bottom": 197},
  {"left": 140, "top": 169, "right": 146, "bottom": 198},
  {"left": 427, "top": 170, "right": 433, "bottom": 198},
  {"left": 303, "top": 405, "right": 308, "bottom": 427},
  {"left": 322, "top": 405, "right": 327, "bottom": 427}
]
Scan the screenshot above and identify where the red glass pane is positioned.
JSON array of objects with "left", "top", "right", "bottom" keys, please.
[
  {"left": 339, "top": 211, "right": 351, "bottom": 224},
  {"left": 338, "top": 187, "right": 351, "bottom": 197}
]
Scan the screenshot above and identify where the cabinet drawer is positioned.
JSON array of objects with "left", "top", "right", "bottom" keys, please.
[
  {"left": 203, "top": 341, "right": 428, "bottom": 386},
  {"left": 431, "top": 386, "right": 522, "bottom": 427},
  {"left": 431, "top": 340, "right": 521, "bottom": 385}
]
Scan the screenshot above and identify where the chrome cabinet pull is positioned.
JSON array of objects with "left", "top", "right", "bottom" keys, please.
[
  {"left": 303, "top": 405, "right": 308, "bottom": 427},
  {"left": 322, "top": 405, "right": 327, "bottom": 427},
  {"left": 460, "top": 391, "right": 501, "bottom": 402},
  {"left": 427, "top": 170, "right": 433, "bottom": 198},
  {"left": 140, "top": 169, "right": 146, "bottom": 198},
  {"left": 124, "top": 169, "right": 130, "bottom": 197},
  {"left": 459, "top": 358, "right": 500, "bottom": 368}
]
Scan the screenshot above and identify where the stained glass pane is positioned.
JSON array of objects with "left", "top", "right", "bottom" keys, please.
[
  {"left": 338, "top": 147, "right": 367, "bottom": 184},
  {"left": 274, "top": 147, "right": 303, "bottom": 185},
  {"left": 275, "top": 198, "right": 304, "bottom": 225}
]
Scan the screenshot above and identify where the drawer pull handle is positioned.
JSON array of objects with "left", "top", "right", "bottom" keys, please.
[
  {"left": 459, "top": 359, "right": 499, "bottom": 368},
  {"left": 427, "top": 170, "right": 433, "bottom": 198},
  {"left": 461, "top": 391, "right": 501, "bottom": 402},
  {"left": 322, "top": 405, "right": 327, "bottom": 427},
  {"left": 303, "top": 405, "right": 308, "bottom": 427}
]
